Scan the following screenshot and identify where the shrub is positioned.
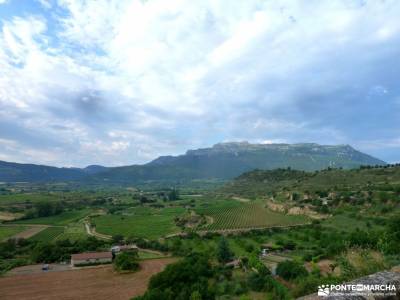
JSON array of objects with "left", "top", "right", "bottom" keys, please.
[
  {"left": 135, "top": 253, "right": 214, "bottom": 300},
  {"left": 276, "top": 260, "right": 308, "bottom": 280},
  {"left": 114, "top": 252, "right": 139, "bottom": 272}
]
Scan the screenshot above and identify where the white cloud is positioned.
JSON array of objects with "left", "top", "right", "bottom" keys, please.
[
  {"left": 0, "top": 0, "right": 400, "bottom": 165},
  {"left": 36, "top": 0, "right": 51, "bottom": 9}
]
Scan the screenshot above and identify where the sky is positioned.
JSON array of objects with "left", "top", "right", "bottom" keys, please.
[{"left": 0, "top": 0, "right": 399, "bottom": 167}]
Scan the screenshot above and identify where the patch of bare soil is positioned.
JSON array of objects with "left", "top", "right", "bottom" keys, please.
[
  {"left": 266, "top": 200, "right": 329, "bottom": 220},
  {"left": 232, "top": 196, "right": 250, "bottom": 202},
  {"left": 265, "top": 201, "right": 286, "bottom": 213},
  {"left": 205, "top": 215, "right": 214, "bottom": 225},
  {"left": 304, "top": 259, "right": 340, "bottom": 276},
  {"left": 0, "top": 212, "right": 23, "bottom": 221},
  {"left": 0, "top": 258, "right": 177, "bottom": 300},
  {"left": 287, "top": 206, "right": 330, "bottom": 220}
]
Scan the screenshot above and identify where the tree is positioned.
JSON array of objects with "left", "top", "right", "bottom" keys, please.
[
  {"left": 168, "top": 188, "right": 180, "bottom": 201},
  {"left": 217, "top": 237, "right": 233, "bottom": 263},
  {"left": 247, "top": 272, "right": 267, "bottom": 291},
  {"left": 114, "top": 252, "right": 139, "bottom": 272},
  {"left": 134, "top": 253, "right": 214, "bottom": 300},
  {"left": 31, "top": 243, "right": 65, "bottom": 263},
  {"left": 190, "top": 291, "right": 202, "bottom": 300},
  {"left": 276, "top": 260, "right": 308, "bottom": 280},
  {"left": 35, "top": 202, "right": 54, "bottom": 217},
  {"left": 112, "top": 234, "right": 124, "bottom": 244}
]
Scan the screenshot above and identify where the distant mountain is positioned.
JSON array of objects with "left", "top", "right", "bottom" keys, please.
[
  {"left": 0, "top": 142, "right": 386, "bottom": 183},
  {"left": 0, "top": 161, "right": 107, "bottom": 182},
  {"left": 92, "top": 142, "right": 386, "bottom": 183},
  {"left": 83, "top": 165, "right": 109, "bottom": 174}
]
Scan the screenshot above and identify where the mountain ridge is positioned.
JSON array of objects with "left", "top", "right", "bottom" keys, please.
[
  {"left": 94, "top": 142, "right": 386, "bottom": 183},
  {"left": 0, "top": 142, "right": 387, "bottom": 183}
]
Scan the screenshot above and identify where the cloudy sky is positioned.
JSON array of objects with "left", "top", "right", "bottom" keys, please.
[{"left": 0, "top": 0, "right": 399, "bottom": 167}]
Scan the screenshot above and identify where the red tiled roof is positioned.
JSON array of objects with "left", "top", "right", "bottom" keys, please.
[{"left": 71, "top": 252, "right": 112, "bottom": 260}]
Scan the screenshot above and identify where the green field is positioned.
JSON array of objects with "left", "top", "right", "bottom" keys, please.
[
  {"left": 322, "top": 213, "right": 370, "bottom": 232},
  {"left": 92, "top": 207, "right": 185, "bottom": 239},
  {"left": 56, "top": 221, "right": 88, "bottom": 241},
  {"left": 0, "top": 226, "right": 27, "bottom": 241},
  {"left": 29, "top": 227, "right": 65, "bottom": 242},
  {"left": 12, "top": 209, "right": 91, "bottom": 226},
  {"left": 0, "top": 193, "right": 60, "bottom": 205},
  {"left": 196, "top": 201, "right": 309, "bottom": 231}
]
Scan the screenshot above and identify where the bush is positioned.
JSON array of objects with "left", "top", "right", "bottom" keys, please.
[
  {"left": 276, "top": 260, "right": 308, "bottom": 280},
  {"left": 247, "top": 272, "right": 266, "bottom": 292},
  {"left": 114, "top": 252, "right": 139, "bottom": 272},
  {"left": 112, "top": 234, "right": 124, "bottom": 244},
  {"left": 134, "top": 253, "right": 214, "bottom": 300}
]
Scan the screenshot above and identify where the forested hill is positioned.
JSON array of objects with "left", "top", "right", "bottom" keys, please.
[
  {"left": 0, "top": 161, "right": 106, "bottom": 182},
  {"left": 0, "top": 142, "right": 386, "bottom": 183},
  {"left": 219, "top": 164, "right": 400, "bottom": 198}
]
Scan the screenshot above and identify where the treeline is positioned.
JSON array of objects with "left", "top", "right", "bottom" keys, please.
[{"left": 23, "top": 201, "right": 66, "bottom": 220}]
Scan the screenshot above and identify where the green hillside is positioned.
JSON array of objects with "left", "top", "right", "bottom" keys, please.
[
  {"left": 0, "top": 142, "right": 386, "bottom": 184},
  {"left": 219, "top": 165, "right": 400, "bottom": 198},
  {"left": 92, "top": 142, "right": 386, "bottom": 183}
]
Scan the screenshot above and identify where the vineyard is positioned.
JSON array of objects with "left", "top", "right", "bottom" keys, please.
[
  {"left": 196, "top": 201, "right": 309, "bottom": 231},
  {"left": 30, "top": 227, "right": 64, "bottom": 242},
  {"left": 92, "top": 206, "right": 186, "bottom": 239}
]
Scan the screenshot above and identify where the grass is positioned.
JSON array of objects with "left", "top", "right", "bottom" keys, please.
[
  {"left": 12, "top": 209, "right": 91, "bottom": 226},
  {"left": 322, "top": 213, "right": 369, "bottom": 232},
  {"left": 29, "top": 227, "right": 65, "bottom": 242},
  {"left": 0, "top": 226, "right": 27, "bottom": 241},
  {"left": 195, "top": 200, "right": 309, "bottom": 231},
  {"left": 138, "top": 250, "right": 166, "bottom": 260},
  {"left": 92, "top": 207, "right": 186, "bottom": 239}
]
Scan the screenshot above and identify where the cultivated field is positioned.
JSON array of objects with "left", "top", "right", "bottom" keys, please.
[
  {"left": 92, "top": 207, "right": 185, "bottom": 239},
  {"left": 12, "top": 209, "right": 91, "bottom": 226},
  {"left": 57, "top": 221, "right": 88, "bottom": 241},
  {"left": 196, "top": 201, "right": 309, "bottom": 231},
  {"left": 0, "top": 258, "right": 177, "bottom": 300},
  {"left": 0, "top": 226, "right": 27, "bottom": 241},
  {"left": 29, "top": 226, "right": 65, "bottom": 242},
  {"left": 0, "top": 193, "right": 59, "bottom": 205}
]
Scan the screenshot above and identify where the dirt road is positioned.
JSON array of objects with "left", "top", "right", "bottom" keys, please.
[{"left": 84, "top": 221, "right": 112, "bottom": 240}]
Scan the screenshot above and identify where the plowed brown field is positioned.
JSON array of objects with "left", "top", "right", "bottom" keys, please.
[{"left": 0, "top": 258, "right": 177, "bottom": 300}]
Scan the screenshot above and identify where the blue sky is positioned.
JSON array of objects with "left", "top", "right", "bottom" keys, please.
[{"left": 0, "top": 0, "right": 399, "bottom": 167}]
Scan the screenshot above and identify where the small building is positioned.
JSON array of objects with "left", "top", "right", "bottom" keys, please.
[
  {"left": 71, "top": 252, "right": 112, "bottom": 267},
  {"left": 111, "top": 244, "right": 139, "bottom": 255}
]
